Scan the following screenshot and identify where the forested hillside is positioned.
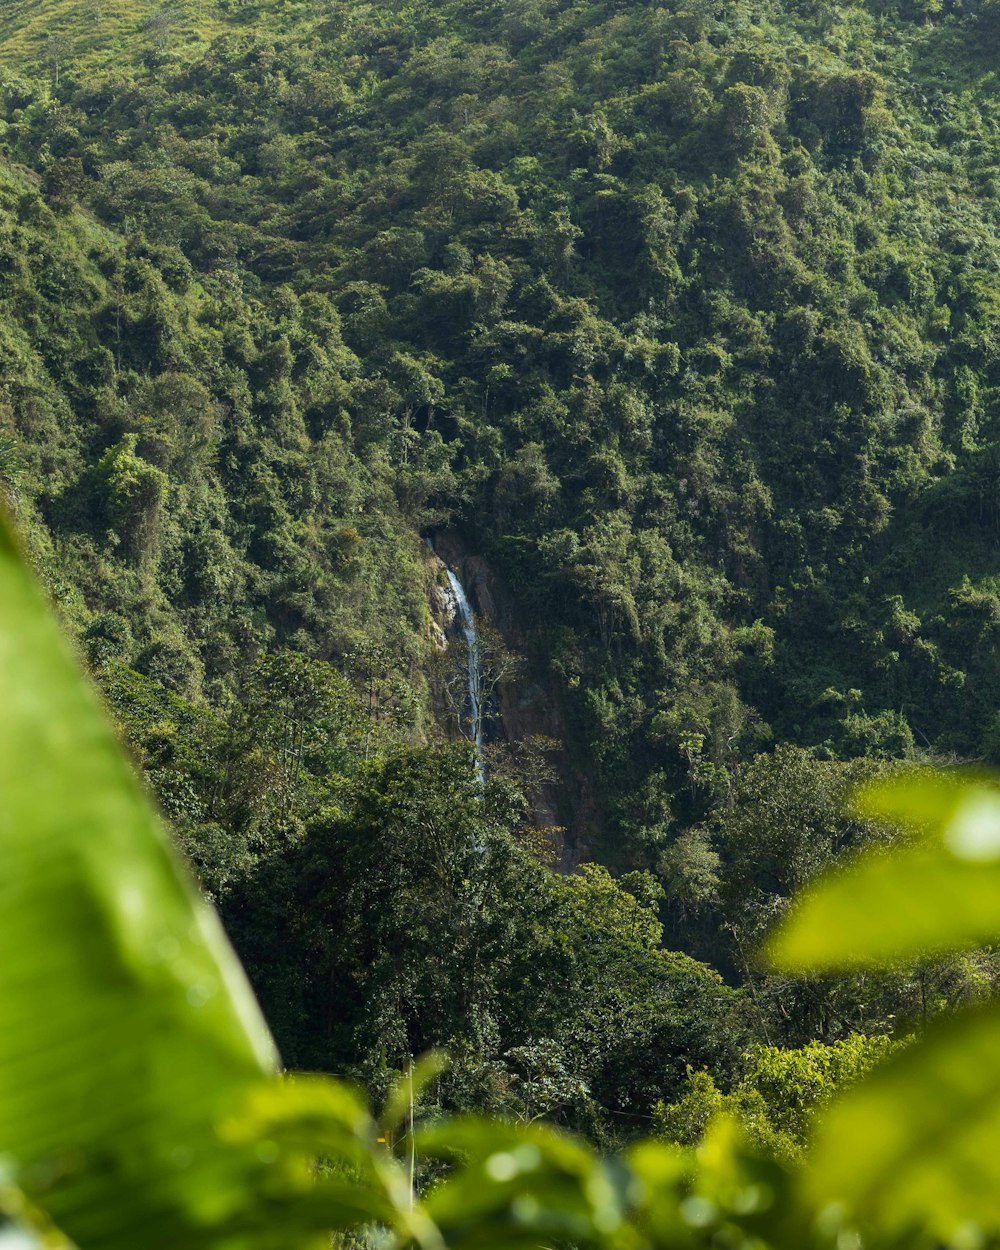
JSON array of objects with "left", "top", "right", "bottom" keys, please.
[{"left": 3, "top": 0, "right": 1000, "bottom": 1138}]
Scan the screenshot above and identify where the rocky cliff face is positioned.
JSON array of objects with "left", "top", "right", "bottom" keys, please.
[{"left": 425, "top": 531, "right": 597, "bottom": 868}]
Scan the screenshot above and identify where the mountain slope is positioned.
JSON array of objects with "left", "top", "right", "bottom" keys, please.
[{"left": 2, "top": 0, "right": 1000, "bottom": 879}]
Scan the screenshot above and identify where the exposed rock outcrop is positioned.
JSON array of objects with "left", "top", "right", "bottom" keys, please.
[{"left": 426, "top": 551, "right": 456, "bottom": 651}]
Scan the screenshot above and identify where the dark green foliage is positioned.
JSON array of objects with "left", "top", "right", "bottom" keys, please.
[{"left": 225, "top": 744, "right": 748, "bottom": 1142}]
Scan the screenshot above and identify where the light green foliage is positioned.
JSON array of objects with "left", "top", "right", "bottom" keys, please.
[
  {"left": 652, "top": 1068, "right": 726, "bottom": 1152},
  {"left": 656, "top": 1035, "right": 900, "bottom": 1160},
  {"left": 563, "top": 863, "right": 665, "bottom": 950},
  {"left": 93, "top": 432, "right": 168, "bottom": 557},
  {"left": 0, "top": 0, "right": 228, "bottom": 70},
  {"left": 657, "top": 827, "right": 720, "bottom": 920},
  {"left": 0, "top": 432, "right": 20, "bottom": 502},
  {"left": 743, "top": 1035, "right": 900, "bottom": 1146}
]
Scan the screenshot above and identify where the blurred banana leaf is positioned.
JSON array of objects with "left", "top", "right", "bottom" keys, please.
[
  {"left": 0, "top": 514, "right": 407, "bottom": 1249},
  {"left": 628, "top": 1120, "right": 802, "bottom": 1250},
  {"left": 416, "top": 1117, "right": 627, "bottom": 1250},
  {"left": 767, "top": 769, "right": 1000, "bottom": 1246},
  {"left": 769, "top": 772, "right": 1000, "bottom": 971},
  {"left": 802, "top": 1003, "right": 1000, "bottom": 1244}
]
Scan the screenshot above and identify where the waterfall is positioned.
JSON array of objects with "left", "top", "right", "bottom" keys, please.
[
  {"left": 445, "top": 568, "right": 484, "bottom": 758},
  {"left": 424, "top": 534, "right": 486, "bottom": 772}
]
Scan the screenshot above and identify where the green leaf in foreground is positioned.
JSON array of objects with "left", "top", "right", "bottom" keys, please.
[
  {"left": 801, "top": 1003, "right": 1000, "bottom": 1245},
  {"left": 0, "top": 513, "right": 402, "bottom": 1249},
  {"left": 417, "top": 1117, "right": 626, "bottom": 1250},
  {"left": 769, "top": 772, "right": 1000, "bottom": 971},
  {"left": 764, "top": 770, "right": 1000, "bottom": 1245}
]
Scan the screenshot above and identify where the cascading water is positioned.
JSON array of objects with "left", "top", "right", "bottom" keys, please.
[
  {"left": 425, "top": 534, "right": 485, "bottom": 775},
  {"left": 445, "top": 568, "right": 484, "bottom": 758}
]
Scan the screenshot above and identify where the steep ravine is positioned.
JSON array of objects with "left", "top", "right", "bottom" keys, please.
[{"left": 425, "top": 531, "right": 597, "bottom": 868}]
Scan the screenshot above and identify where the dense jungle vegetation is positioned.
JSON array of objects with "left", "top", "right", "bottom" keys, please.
[
  {"left": 6, "top": 502, "right": 1000, "bottom": 1250},
  {"left": 4, "top": 0, "right": 1000, "bottom": 1147}
]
